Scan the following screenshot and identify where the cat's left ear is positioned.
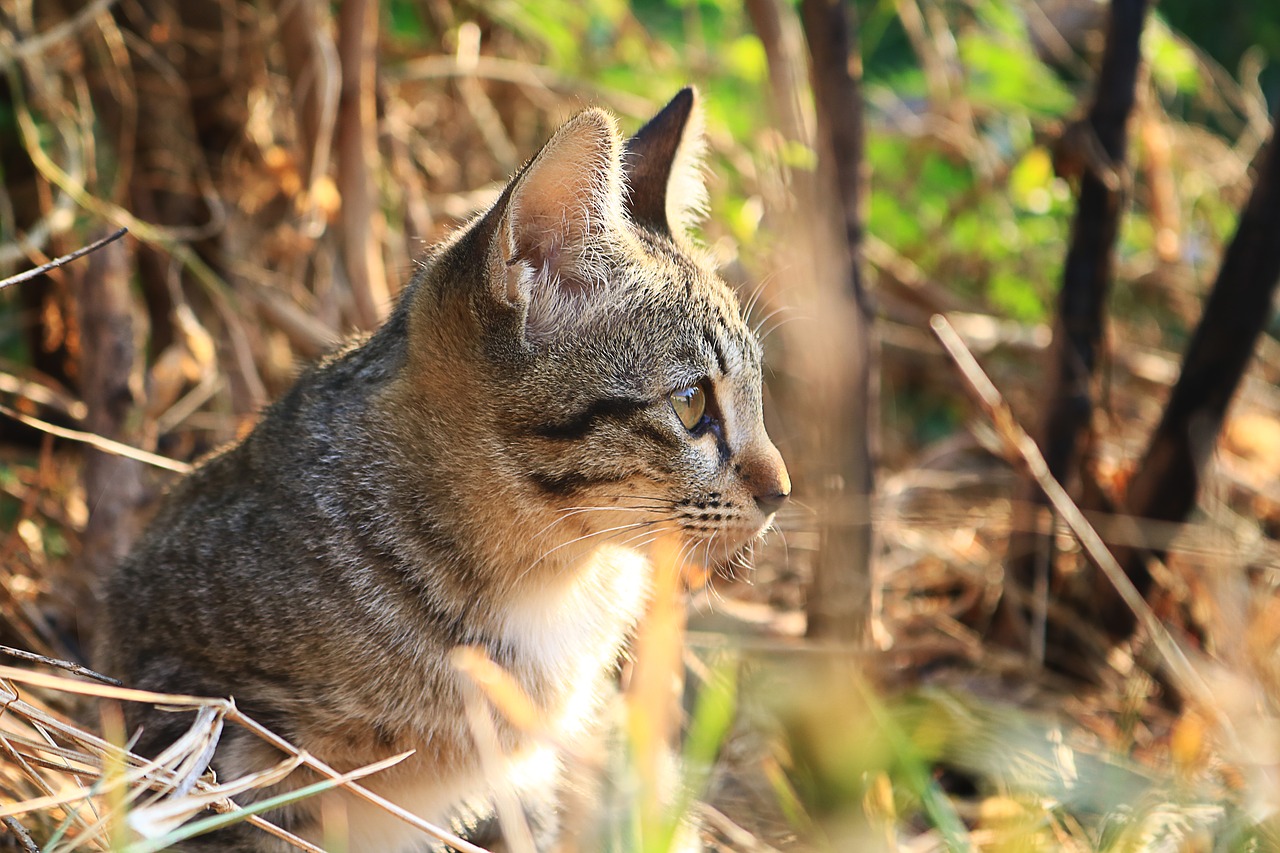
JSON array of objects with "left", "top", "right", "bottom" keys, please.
[
  {"left": 485, "top": 108, "right": 626, "bottom": 338},
  {"left": 623, "top": 87, "right": 708, "bottom": 237}
]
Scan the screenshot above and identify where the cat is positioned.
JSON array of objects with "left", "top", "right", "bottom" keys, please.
[{"left": 97, "top": 87, "right": 790, "bottom": 852}]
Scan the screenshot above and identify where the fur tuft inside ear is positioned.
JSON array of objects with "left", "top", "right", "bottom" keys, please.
[
  {"left": 622, "top": 87, "right": 709, "bottom": 237},
  {"left": 491, "top": 109, "right": 626, "bottom": 340}
]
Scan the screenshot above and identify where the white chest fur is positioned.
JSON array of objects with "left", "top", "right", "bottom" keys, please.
[
  {"left": 330, "top": 545, "right": 651, "bottom": 853},
  {"left": 498, "top": 543, "right": 651, "bottom": 734}
]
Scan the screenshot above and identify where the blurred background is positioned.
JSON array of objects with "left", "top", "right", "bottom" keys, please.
[{"left": 2, "top": 0, "right": 1280, "bottom": 849}]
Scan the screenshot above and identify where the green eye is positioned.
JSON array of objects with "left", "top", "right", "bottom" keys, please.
[{"left": 670, "top": 385, "right": 707, "bottom": 431}]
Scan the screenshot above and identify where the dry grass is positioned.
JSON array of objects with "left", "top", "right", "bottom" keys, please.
[{"left": 0, "top": 657, "right": 517, "bottom": 852}]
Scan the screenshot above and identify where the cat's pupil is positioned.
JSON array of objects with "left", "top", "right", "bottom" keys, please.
[{"left": 670, "top": 384, "right": 707, "bottom": 431}]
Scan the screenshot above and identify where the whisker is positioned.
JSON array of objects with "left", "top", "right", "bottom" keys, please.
[
  {"left": 741, "top": 274, "right": 775, "bottom": 328},
  {"left": 758, "top": 314, "right": 805, "bottom": 346},
  {"left": 620, "top": 528, "right": 675, "bottom": 556},
  {"left": 751, "top": 304, "right": 794, "bottom": 339},
  {"left": 587, "top": 493, "right": 676, "bottom": 505},
  {"left": 780, "top": 496, "right": 817, "bottom": 514},
  {"left": 530, "top": 504, "right": 664, "bottom": 543},
  {"left": 772, "top": 525, "right": 793, "bottom": 575},
  {"left": 518, "top": 519, "right": 661, "bottom": 581}
]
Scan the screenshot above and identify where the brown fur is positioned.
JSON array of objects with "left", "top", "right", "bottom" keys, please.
[{"left": 97, "top": 89, "right": 789, "bottom": 852}]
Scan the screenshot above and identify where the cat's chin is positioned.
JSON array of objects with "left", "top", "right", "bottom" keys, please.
[{"left": 681, "top": 521, "right": 773, "bottom": 570}]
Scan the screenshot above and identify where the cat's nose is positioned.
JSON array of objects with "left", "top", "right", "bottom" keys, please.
[
  {"left": 755, "top": 487, "right": 790, "bottom": 516},
  {"left": 741, "top": 441, "right": 791, "bottom": 516}
]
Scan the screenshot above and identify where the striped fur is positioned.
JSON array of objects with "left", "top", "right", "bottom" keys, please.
[{"left": 97, "top": 88, "right": 788, "bottom": 852}]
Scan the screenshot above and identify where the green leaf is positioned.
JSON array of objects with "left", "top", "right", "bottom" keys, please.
[
  {"left": 988, "top": 269, "right": 1046, "bottom": 322},
  {"left": 1147, "top": 19, "right": 1201, "bottom": 96},
  {"left": 724, "top": 35, "right": 768, "bottom": 85},
  {"left": 958, "top": 34, "right": 1074, "bottom": 117}
]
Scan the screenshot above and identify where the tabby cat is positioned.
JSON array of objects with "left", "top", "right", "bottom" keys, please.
[{"left": 98, "top": 88, "right": 790, "bottom": 852}]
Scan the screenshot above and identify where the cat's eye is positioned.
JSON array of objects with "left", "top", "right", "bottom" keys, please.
[{"left": 670, "top": 384, "right": 708, "bottom": 431}]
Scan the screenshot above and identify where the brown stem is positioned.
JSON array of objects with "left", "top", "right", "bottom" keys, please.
[
  {"left": 1105, "top": 105, "right": 1280, "bottom": 636},
  {"left": 798, "top": 0, "right": 877, "bottom": 643},
  {"left": 1000, "top": 0, "right": 1150, "bottom": 657},
  {"left": 74, "top": 231, "right": 147, "bottom": 646},
  {"left": 337, "top": 0, "right": 390, "bottom": 329}
]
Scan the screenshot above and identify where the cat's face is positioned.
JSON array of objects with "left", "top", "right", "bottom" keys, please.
[
  {"left": 412, "top": 90, "right": 788, "bottom": 573},
  {"left": 496, "top": 228, "right": 789, "bottom": 571}
]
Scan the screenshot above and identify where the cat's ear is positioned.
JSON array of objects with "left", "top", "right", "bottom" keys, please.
[
  {"left": 622, "top": 87, "right": 708, "bottom": 237},
  {"left": 489, "top": 108, "right": 625, "bottom": 321}
]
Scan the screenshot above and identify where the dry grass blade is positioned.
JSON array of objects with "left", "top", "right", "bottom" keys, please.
[
  {"left": 457, "top": 673, "right": 537, "bottom": 853},
  {"left": 0, "top": 676, "right": 233, "bottom": 850},
  {"left": 0, "top": 663, "right": 423, "bottom": 852},
  {"left": 627, "top": 532, "right": 692, "bottom": 845},
  {"left": 122, "top": 753, "right": 412, "bottom": 849},
  {"left": 0, "top": 405, "right": 191, "bottom": 474},
  {"left": 452, "top": 646, "right": 544, "bottom": 737},
  {"left": 0, "top": 703, "right": 226, "bottom": 821},
  {"left": 0, "top": 666, "right": 221, "bottom": 707},
  {"left": 225, "top": 711, "right": 494, "bottom": 853}
]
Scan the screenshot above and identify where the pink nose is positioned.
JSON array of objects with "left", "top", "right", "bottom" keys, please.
[{"left": 739, "top": 441, "right": 790, "bottom": 514}]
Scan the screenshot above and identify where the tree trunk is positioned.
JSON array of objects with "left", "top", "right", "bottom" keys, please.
[
  {"left": 798, "top": 0, "right": 877, "bottom": 643},
  {"left": 998, "top": 0, "right": 1150, "bottom": 662},
  {"left": 1103, "top": 106, "right": 1280, "bottom": 637}
]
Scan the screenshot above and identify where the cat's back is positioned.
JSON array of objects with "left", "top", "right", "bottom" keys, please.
[{"left": 97, "top": 325, "right": 413, "bottom": 689}]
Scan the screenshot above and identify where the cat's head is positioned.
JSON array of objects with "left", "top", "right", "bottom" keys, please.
[{"left": 406, "top": 89, "right": 789, "bottom": 572}]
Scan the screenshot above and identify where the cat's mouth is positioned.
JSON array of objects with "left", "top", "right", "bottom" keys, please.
[{"left": 673, "top": 506, "right": 775, "bottom": 570}]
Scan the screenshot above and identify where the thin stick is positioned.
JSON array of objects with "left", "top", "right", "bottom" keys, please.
[
  {"left": 696, "top": 803, "right": 785, "bottom": 853},
  {"left": 0, "top": 646, "right": 121, "bottom": 686},
  {"left": 0, "top": 227, "right": 127, "bottom": 292},
  {"left": 928, "top": 314, "right": 1209, "bottom": 704},
  {"left": 0, "top": 0, "right": 118, "bottom": 61},
  {"left": 1, "top": 816, "right": 39, "bottom": 853},
  {"left": 228, "top": 711, "right": 493, "bottom": 853},
  {"left": 241, "top": 814, "right": 328, "bottom": 853},
  {"left": 0, "top": 404, "right": 191, "bottom": 474}
]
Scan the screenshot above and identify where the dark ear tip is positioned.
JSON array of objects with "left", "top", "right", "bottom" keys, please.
[
  {"left": 628, "top": 88, "right": 698, "bottom": 150},
  {"left": 666, "top": 86, "right": 697, "bottom": 120}
]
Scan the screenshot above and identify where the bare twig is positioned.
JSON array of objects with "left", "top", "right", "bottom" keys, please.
[
  {"left": 454, "top": 23, "right": 519, "bottom": 174},
  {"left": 0, "top": 645, "right": 120, "bottom": 686},
  {"left": 387, "top": 55, "right": 655, "bottom": 119},
  {"left": 336, "top": 0, "right": 391, "bottom": 329},
  {"left": 0, "top": 0, "right": 117, "bottom": 61},
  {"left": 275, "top": 0, "right": 341, "bottom": 238},
  {"left": 6, "top": 57, "right": 268, "bottom": 410},
  {"left": 76, "top": 229, "right": 147, "bottom": 640},
  {"left": 743, "top": 0, "right": 812, "bottom": 144},
  {"left": 1, "top": 816, "right": 38, "bottom": 853},
  {"left": 930, "top": 314, "right": 1207, "bottom": 705},
  {"left": 0, "top": 228, "right": 127, "bottom": 293}
]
